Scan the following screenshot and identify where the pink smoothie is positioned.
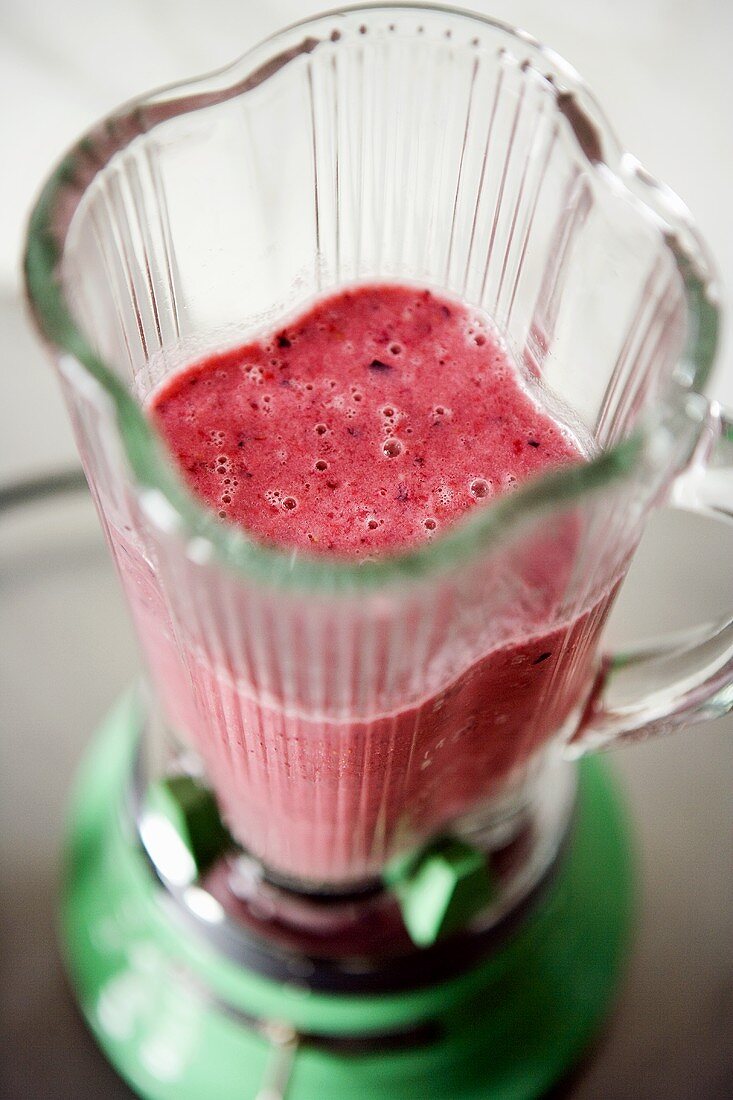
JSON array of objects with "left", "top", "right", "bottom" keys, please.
[
  {"left": 151, "top": 285, "right": 579, "bottom": 554},
  {"left": 121, "top": 285, "right": 615, "bottom": 885}
]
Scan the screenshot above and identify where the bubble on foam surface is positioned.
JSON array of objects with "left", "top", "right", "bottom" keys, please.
[
  {"left": 469, "top": 477, "right": 490, "bottom": 499},
  {"left": 382, "top": 439, "right": 402, "bottom": 458},
  {"left": 431, "top": 404, "right": 453, "bottom": 425},
  {"left": 464, "top": 315, "right": 493, "bottom": 350}
]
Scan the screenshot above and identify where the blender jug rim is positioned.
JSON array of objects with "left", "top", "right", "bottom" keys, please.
[{"left": 23, "top": 2, "right": 721, "bottom": 592}]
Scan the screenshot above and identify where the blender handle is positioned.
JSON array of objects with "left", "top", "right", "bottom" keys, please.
[{"left": 568, "top": 401, "right": 733, "bottom": 757}]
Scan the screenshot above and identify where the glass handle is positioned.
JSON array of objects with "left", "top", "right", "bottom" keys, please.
[{"left": 569, "top": 401, "right": 733, "bottom": 756}]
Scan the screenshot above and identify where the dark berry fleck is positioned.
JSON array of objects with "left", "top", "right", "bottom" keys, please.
[
  {"left": 527, "top": 439, "right": 540, "bottom": 448},
  {"left": 533, "top": 652, "right": 552, "bottom": 665},
  {"left": 277, "top": 334, "right": 291, "bottom": 348},
  {"left": 441, "top": 305, "right": 451, "bottom": 318},
  {"left": 369, "top": 359, "right": 391, "bottom": 372}
]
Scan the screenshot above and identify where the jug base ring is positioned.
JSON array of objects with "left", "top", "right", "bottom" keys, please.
[{"left": 61, "top": 691, "right": 634, "bottom": 1100}]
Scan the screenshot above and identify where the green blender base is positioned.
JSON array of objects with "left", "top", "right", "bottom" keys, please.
[{"left": 61, "top": 695, "right": 634, "bottom": 1100}]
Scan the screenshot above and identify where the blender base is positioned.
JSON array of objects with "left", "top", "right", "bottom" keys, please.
[{"left": 61, "top": 694, "right": 634, "bottom": 1099}]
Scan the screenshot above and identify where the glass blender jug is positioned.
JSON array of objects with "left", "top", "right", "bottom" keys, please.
[{"left": 24, "top": 6, "right": 732, "bottom": 1098}]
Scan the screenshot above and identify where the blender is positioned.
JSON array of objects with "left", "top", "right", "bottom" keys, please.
[{"left": 24, "top": 6, "right": 733, "bottom": 1098}]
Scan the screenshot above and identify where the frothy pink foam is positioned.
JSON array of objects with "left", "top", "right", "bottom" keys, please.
[{"left": 151, "top": 285, "right": 580, "bottom": 555}]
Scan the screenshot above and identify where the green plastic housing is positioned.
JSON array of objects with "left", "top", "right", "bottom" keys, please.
[{"left": 61, "top": 695, "right": 634, "bottom": 1099}]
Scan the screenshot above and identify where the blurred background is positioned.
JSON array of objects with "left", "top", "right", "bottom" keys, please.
[{"left": 1, "top": 1, "right": 731, "bottom": 1097}]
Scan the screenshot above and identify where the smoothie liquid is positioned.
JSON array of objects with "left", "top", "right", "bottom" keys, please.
[{"left": 121, "top": 286, "right": 614, "bottom": 884}]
